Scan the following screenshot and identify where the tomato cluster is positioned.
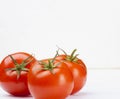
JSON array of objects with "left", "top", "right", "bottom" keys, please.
[{"left": 0, "top": 49, "right": 87, "bottom": 99}]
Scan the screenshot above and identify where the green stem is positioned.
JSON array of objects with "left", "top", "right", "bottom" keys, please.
[
  {"left": 56, "top": 46, "right": 67, "bottom": 56},
  {"left": 71, "top": 54, "right": 79, "bottom": 62},
  {"left": 8, "top": 54, "right": 33, "bottom": 79},
  {"left": 40, "top": 51, "right": 60, "bottom": 74},
  {"left": 70, "top": 49, "right": 77, "bottom": 59},
  {"left": 52, "top": 50, "right": 59, "bottom": 63},
  {"left": 58, "top": 48, "right": 79, "bottom": 62},
  {"left": 9, "top": 55, "right": 18, "bottom": 65}
]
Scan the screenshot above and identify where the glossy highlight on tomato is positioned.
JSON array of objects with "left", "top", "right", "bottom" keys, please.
[
  {"left": 56, "top": 49, "right": 87, "bottom": 94},
  {"left": 28, "top": 59, "right": 74, "bottom": 99},
  {"left": 0, "top": 52, "right": 36, "bottom": 96}
]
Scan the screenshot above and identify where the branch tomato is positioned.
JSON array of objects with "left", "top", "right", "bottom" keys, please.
[
  {"left": 56, "top": 49, "right": 87, "bottom": 94},
  {"left": 0, "top": 52, "right": 36, "bottom": 96},
  {"left": 28, "top": 59, "right": 74, "bottom": 99}
]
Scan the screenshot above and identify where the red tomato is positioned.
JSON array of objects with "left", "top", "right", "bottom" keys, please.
[
  {"left": 28, "top": 59, "right": 74, "bottom": 99},
  {"left": 0, "top": 52, "right": 36, "bottom": 96},
  {"left": 56, "top": 49, "right": 87, "bottom": 94}
]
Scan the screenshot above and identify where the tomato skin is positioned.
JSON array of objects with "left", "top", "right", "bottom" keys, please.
[
  {"left": 0, "top": 52, "right": 36, "bottom": 96},
  {"left": 56, "top": 55, "right": 87, "bottom": 94},
  {"left": 28, "top": 60, "right": 74, "bottom": 99}
]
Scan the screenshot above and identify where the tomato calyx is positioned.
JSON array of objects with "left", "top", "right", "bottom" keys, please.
[
  {"left": 58, "top": 48, "right": 79, "bottom": 62},
  {"left": 39, "top": 51, "right": 60, "bottom": 73},
  {"left": 40, "top": 60, "right": 59, "bottom": 73},
  {"left": 7, "top": 55, "right": 34, "bottom": 79},
  {"left": 66, "top": 49, "right": 79, "bottom": 62}
]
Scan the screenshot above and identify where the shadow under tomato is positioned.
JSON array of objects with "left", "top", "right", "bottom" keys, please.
[
  {"left": 1, "top": 94, "right": 32, "bottom": 99},
  {"left": 67, "top": 92, "right": 95, "bottom": 99}
]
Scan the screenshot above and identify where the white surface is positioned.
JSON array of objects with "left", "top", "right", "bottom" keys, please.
[
  {"left": 0, "top": 69, "right": 120, "bottom": 99},
  {"left": 0, "top": 0, "right": 120, "bottom": 68}
]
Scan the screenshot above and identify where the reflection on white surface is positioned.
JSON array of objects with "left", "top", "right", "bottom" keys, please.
[{"left": 0, "top": 69, "right": 120, "bottom": 99}]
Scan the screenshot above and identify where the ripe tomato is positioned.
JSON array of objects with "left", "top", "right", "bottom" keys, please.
[
  {"left": 0, "top": 52, "right": 36, "bottom": 96},
  {"left": 56, "top": 49, "right": 87, "bottom": 94},
  {"left": 28, "top": 59, "right": 74, "bottom": 99}
]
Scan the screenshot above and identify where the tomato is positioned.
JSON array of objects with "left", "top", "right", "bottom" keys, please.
[
  {"left": 28, "top": 59, "right": 74, "bottom": 99},
  {"left": 56, "top": 49, "right": 87, "bottom": 94},
  {"left": 0, "top": 52, "right": 36, "bottom": 96}
]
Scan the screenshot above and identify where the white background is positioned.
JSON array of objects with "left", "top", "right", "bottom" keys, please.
[
  {"left": 0, "top": 0, "right": 120, "bottom": 68},
  {"left": 0, "top": 1, "right": 120, "bottom": 99}
]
